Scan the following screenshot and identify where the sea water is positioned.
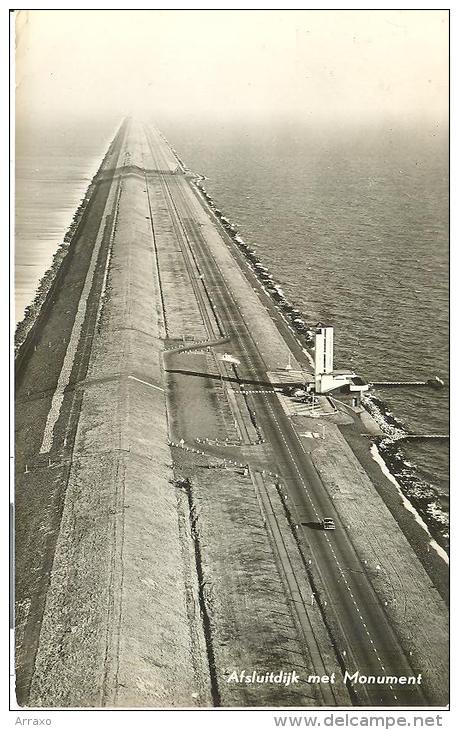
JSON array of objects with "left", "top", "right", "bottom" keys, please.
[
  {"left": 15, "top": 115, "right": 449, "bottom": 545},
  {"left": 15, "top": 118, "right": 119, "bottom": 321}
]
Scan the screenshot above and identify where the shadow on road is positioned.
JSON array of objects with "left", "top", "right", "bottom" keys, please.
[
  {"left": 164, "top": 367, "right": 303, "bottom": 389},
  {"left": 300, "top": 521, "right": 324, "bottom": 531}
]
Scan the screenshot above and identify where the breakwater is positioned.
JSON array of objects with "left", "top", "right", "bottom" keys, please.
[
  {"left": 363, "top": 393, "right": 449, "bottom": 550},
  {"left": 195, "top": 178, "right": 315, "bottom": 346},
  {"left": 192, "top": 176, "right": 449, "bottom": 554},
  {"left": 15, "top": 120, "right": 213, "bottom": 707},
  {"left": 154, "top": 140, "right": 451, "bottom": 563},
  {"left": 15, "top": 120, "right": 128, "bottom": 370},
  {"left": 15, "top": 119, "right": 449, "bottom": 708}
]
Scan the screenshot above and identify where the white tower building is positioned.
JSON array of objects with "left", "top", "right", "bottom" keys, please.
[
  {"left": 313, "top": 324, "right": 368, "bottom": 401},
  {"left": 315, "top": 326, "right": 333, "bottom": 375},
  {"left": 315, "top": 325, "right": 335, "bottom": 393}
]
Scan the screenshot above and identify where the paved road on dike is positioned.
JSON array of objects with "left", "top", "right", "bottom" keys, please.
[
  {"left": 15, "top": 119, "right": 430, "bottom": 707},
  {"left": 144, "top": 124, "right": 427, "bottom": 708}
]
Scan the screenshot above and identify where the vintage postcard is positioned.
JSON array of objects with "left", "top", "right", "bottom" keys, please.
[{"left": 12, "top": 7, "right": 449, "bottom": 719}]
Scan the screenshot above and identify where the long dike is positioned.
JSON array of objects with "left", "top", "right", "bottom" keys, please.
[{"left": 14, "top": 119, "right": 448, "bottom": 708}]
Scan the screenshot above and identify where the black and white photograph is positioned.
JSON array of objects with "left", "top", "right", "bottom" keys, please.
[{"left": 11, "top": 7, "right": 450, "bottom": 719}]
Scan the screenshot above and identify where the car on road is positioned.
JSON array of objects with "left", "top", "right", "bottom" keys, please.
[{"left": 322, "top": 518, "right": 336, "bottom": 530}]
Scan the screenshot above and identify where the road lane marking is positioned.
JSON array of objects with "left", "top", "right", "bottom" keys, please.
[
  {"left": 128, "top": 376, "right": 164, "bottom": 392},
  {"left": 161, "top": 170, "right": 402, "bottom": 702},
  {"left": 239, "top": 346, "right": 398, "bottom": 696}
]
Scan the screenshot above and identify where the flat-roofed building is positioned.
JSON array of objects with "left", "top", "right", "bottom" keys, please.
[{"left": 314, "top": 324, "right": 369, "bottom": 405}]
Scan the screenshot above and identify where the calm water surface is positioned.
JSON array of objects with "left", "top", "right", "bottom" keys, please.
[
  {"left": 15, "top": 119, "right": 118, "bottom": 320},
  {"left": 161, "top": 117, "right": 449, "bottom": 523},
  {"left": 15, "top": 116, "right": 449, "bottom": 536}
]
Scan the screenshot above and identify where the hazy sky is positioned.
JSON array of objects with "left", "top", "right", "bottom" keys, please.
[{"left": 15, "top": 9, "right": 448, "bottom": 125}]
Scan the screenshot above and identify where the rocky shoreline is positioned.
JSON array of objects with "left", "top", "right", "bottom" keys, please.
[{"left": 189, "top": 175, "right": 449, "bottom": 556}]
